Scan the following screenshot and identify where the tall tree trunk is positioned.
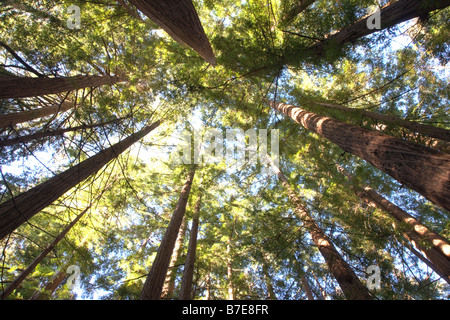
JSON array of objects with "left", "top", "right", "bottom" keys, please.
[
  {"left": 179, "top": 196, "right": 202, "bottom": 300},
  {"left": 337, "top": 165, "right": 450, "bottom": 284},
  {"left": 0, "top": 121, "right": 161, "bottom": 240},
  {"left": 308, "top": 101, "right": 450, "bottom": 143},
  {"left": 296, "top": 0, "right": 450, "bottom": 59},
  {"left": 0, "top": 101, "right": 74, "bottom": 129},
  {"left": 125, "top": 0, "right": 216, "bottom": 65},
  {"left": 29, "top": 270, "right": 67, "bottom": 300},
  {"left": 140, "top": 167, "right": 196, "bottom": 300},
  {"left": 161, "top": 215, "right": 188, "bottom": 299},
  {"left": 0, "top": 202, "right": 93, "bottom": 299},
  {"left": 226, "top": 239, "right": 234, "bottom": 300},
  {"left": 280, "top": 0, "right": 316, "bottom": 26},
  {"left": 0, "top": 74, "right": 124, "bottom": 99},
  {"left": 300, "top": 274, "right": 314, "bottom": 300},
  {"left": 269, "top": 101, "right": 450, "bottom": 212},
  {"left": 0, "top": 117, "right": 127, "bottom": 147},
  {"left": 262, "top": 263, "right": 276, "bottom": 300},
  {"left": 266, "top": 155, "right": 373, "bottom": 300}
]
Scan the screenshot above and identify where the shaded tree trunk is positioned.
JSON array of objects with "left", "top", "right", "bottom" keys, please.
[
  {"left": 0, "top": 202, "right": 92, "bottom": 299},
  {"left": 140, "top": 167, "right": 196, "bottom": 300},
  {"left": 125, "top": 0, "right": 216, "bottom": 65},
  {"left": 280, "top": 0, "right": 316, "bottom": 26},
  {"left": 270, "top": 101, "right": 450, "bottom": 212},
  {"left": 179, "top": 196, "right": 202, "bottom": 300},
  {"left": 0, "top": 101, "right": 74, "bottom": 129},
  {"left": 266, "top": 155, "right": 373, "bottom": 300},
  {"left": 337, "top": 165, "right": 450, "bottom": 284},
  {"left": 29, "top": 270, "right": 67, "bottom": 300},
  {"left": 161, "top": 215, "right": 188, "bottom": 299},
  {"left": 0, "top": 121, "right": 161, "bottom": 240},
  {"left": 226, "top": 239, "right": 234, "bottom": 300},
  {"left": 0, "top": 74, "right": 124, "bottom": 99},
  {"left": 262, "top": 263, "right": 276, "bottom": 300},
  {"left": 300, "top": 274, "right": 314, "bottom": 300}
]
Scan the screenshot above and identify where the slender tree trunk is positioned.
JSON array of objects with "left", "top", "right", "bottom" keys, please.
[
  {"left": 0, "top": 202, "right": 92, "bottom": 299},
  {"left": 29, "top": 270, "right": 67, "bottom": 300},
  {"left": 295, "top": 0, "right": 450, "bottom": 59},
  {"left": 262, "top": 263, "right": 276, "bottom": 300},
  {"left": 337, "top": 165, "right": 450, "bottom": 284},
  {"left": 140, "top": 167, "right": 196, "bottom": 300},
  {"left": 280, "top": 0, "right": 316, "bottom": 26},
  {"left": 179, "top": 196, "right": 202, "bottom": 300},
  {"left": 270, "top": 101, "right": 450, "bottom": 212},
  {"left": 266, "top": 155, "right": 372, "bottom": 300},
  {"left": 0, "top": 101, "right": 74, "bottom": 129},
  {"left": 309, "top": 101, "right": 450, "bottom": 143},
  {"left": 205, "top": 265, "right": 212, "bottom": 300},
  {"left": 0, "top": 74, "right": 124, "bottom": 99},
  {"left": 226, "top": 239, "right": 234, "bottom": 300},
  {"left": 0, "top": 117, "right": 127, "bottom": 147},
  {"left": 125, "top": 0, "right": 215, "bottom": 65},
  {"left": 161, "top": 215, "right": 188, "bottom": 299},
  {"left": 0, "top": 121, "right": 161, "bottom": 240},
  {"left": 300, "top": 274, "right": 314, "bottom": 300}
]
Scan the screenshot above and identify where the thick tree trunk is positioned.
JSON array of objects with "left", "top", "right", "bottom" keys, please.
[
  {"left": 266, "top": 155, "right": 373, "bottom": 300},
  {"left": 125, "top": 0, "right": 216, "bottom": 65},
  {"left": 288, "top": 0, "right": 450, "bottom": 60},
  {"left": 0, "top": 121, "right": 161, "bottom": 240},
  {"left": 338, "top": 166, "right": 450, "bottom": 284},
  {"left": 0, "top": 101, "right": 74, "bottom": 129},
  {"left": 270, "top": 101, "right": 450, "bottom": 212},
  {"left": 0, "top": 202, "right": 92, "bottom": 299},
  {"left": 161, "top": 215, "right": 188, "bottom": 299},
  {"left": 0, "top": 74, "right": 124, "bottom": 99},
  {"left": 140, "top": 167, "right": 196, "bottom": 300},
  {"left": 309, "top": 101, "right": 450, "bottom": 143},
  {"left": 179, "top": 196, "right": 202, "bottom": 300}
]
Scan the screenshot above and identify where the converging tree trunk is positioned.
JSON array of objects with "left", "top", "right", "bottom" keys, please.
[
  {"left": 125, "top": 0, "right": 216, "bottom": 65},
  {"left": 269, "top": 101, "right": 450, "bottom": 212},
  {"left": 266, "top": 155, "right": 373, "bottom": 300},
  {"left": 280, "top": 0, "right": 316, "bottom": 26},
  {"left": 29, "top": 270, "right": 67, "bottom": 300},
  {"left": 0, "top": 121, "right": 161, "bottom": 240},
  {"left": 0, "top": 74, "right": 124, "bottom": 99},
  {"left": 179, "top": 195, "right": 202, "bottom": 300},
  {"left": 337, "top": 165, "right": 450, "bottom": 284},
  {"left": 140, "top": 167, "right": 196, "bottom": 300}
]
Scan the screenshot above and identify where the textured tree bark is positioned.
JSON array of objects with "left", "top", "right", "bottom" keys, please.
[
  {"left": 337, "top": 166, "right": 450, "bottom": 284},
  {"left": 0, "top": 74, "right": 124, "bottom": 99},
  {"left": 0, "top": 101, "right": 74, "bottom": 129},
  {"left": 266, "top": 155, "right": 373, "bottom": 300},
  {"left": 270, "top": 101, "right": 450, "bottom": 212},
  {"left": 0, "top": 121, "right": 161, "bottom": 240},
  {"left": 125, "top": 0, "right": 216, "bottom": 65},
  {"left": 140, "top": 167, "right": 196, "bottom": 300},
  {"left": 161, "top": 215, "right": 188, "bottom": 299},
  {"left": 179, "top": 196, "right": 202, "bottom": 300}
]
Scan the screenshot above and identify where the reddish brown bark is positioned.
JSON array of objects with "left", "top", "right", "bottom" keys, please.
[
  {"left": 125, "top": 0, "right": 216, "bottom": 65},
  {"left": 140, "top": 167, "right": 196, "bottom": 300},
  {"left": 270, "top": 101, "right": 450, "bottom": 212},
  {"left": 0, "top": 74, "right": 124, "bottom": 99},
  {"left": 0, "top": 121, "right": 161, "bottom": 240}
]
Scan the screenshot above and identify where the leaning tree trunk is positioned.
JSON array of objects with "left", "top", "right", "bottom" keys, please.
[
  {"left": 0, "top": 121, "right": 161, "bottom": 240},
  {"left": 0, "top": 101, "right": 74, "bottom": 129},
  {"left": 125, "top": 0, "right": 216, "bottom": 65},
  {"left": 269, "top": 101, "right": 450, "bottom": 212},
  {"left": 29, "top": 270, "right": 67, "bottom": 300},
  {"left": 266, "top": 155, "right": 373, "bottom": 300},
  {"left": 0, "top": 74, "right": 124, "bottom": 99},
  {"left": 0, "top": 201, "right": 93, "bottom": 299},
  {"left": 337, "top": 165, "right": 450, "bottom": 284},
  {"left": 280, "top": 0, "right": 316, "bottom": 26},
  {"left": 161, "top": 215, "right": 188, "bottom": 299},
  {"left": 140, "top": 167, "right": 196, "bottom": 300},
  {"left": 179, "top": 196, "right": 202, "bottom": 300}
]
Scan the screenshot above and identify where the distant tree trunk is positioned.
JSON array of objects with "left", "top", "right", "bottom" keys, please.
[
  {"left": 179, "top": 196, "right": 202, "bottom": 300},
  {"left": 161, "top": 215, "right": 188, "bottom": 299},
  {"left": 300, "top": 274, "right": 314, "bottom": 300},
  {"left": 0, "top": 202, "right": 92, "bottom": 299},
  {"left": 140, "top": 167, "right": 196, "bottom": 300},
  {"left": 125, "top": 0, "right": 216, "bottom": 65},
  {"left": 270, "top": 101, "right": 450, "bottom": 212},
  {"left": 0, "top": 117, "right": 127, "bottom": 147},
  {"left": 0, "top": 101, "right": 74, "bottom": 129},
  {"left": 337, "top": 165, "right": 450, "bottom": 284},
  {"left": 299, "top": 0, "right": 450, "bottom": 58},
  {"left": 226, "top": 239, "right": 234, "bottom": 300},
  {"left": 262, "top": 263, "right": 276, "bottom": 300},
  {"left": 308, "top": 101, "right": 450, "bottom": 143},
  {"left": 0, "top": 121, "right": 161, "bottom": 240},
  {"left": 29, "top": 270, "right": 67, "bottom": 300},
  {"left": 280, "top": 0, "right": 316, "bottom": 26},
  {"left": 0, "top": 74, "right": 124, "bottom": 99},
  {"left": 266, "top": 155, "right": 372, "bottom": 300}
]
